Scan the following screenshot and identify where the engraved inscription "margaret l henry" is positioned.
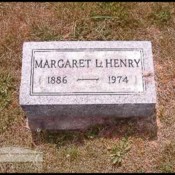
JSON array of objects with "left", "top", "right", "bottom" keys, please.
[{"left": 31, "top": 49, "right": 144, "bottom": 95}]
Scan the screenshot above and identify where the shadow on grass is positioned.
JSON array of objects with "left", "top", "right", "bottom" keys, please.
[{"left": 30, "top": 114, "right": 158, "bottom": 148}]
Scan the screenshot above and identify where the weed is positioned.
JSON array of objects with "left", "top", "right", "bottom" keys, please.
[
  {"left": 109, "top": 137, "right": 132, "bottom": 166},
  {"left": 63, "top": 146, "right": 79, "bottom": 161}
]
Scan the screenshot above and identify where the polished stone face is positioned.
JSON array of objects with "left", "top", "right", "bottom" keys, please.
[{"left": 19, "top": 41, "right": 157, "bottom": 130}]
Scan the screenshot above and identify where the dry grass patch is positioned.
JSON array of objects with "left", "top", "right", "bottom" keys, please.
[
  {"left": 157, "top": 141, "right": 175, "bottom": 172},
  {"left": 0, "top": 2, "right": 175, "bottom": 173},
  {"left": 0, "top": 71, "right": 18, "bottom": 133}
]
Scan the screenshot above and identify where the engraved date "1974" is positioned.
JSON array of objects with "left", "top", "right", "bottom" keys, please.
[{"left": 108, "top": 76, "right": 129, "bottom": 84}]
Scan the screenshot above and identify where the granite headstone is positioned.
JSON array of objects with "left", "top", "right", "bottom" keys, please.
[{"left": 19, "top": 41, "right": 156, "bottom": 130}]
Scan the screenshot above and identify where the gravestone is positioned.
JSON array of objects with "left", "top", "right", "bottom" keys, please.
[{"left": 19, "top": 41, "right": 156, "bottom": 130}]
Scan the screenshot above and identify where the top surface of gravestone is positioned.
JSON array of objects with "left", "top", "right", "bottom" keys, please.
[{"left": 20, "top": 41, "right": 156, "bottom": 105}]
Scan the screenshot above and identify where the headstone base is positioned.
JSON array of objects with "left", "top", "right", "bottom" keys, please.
[{"left": 23, "top": 104, "right": 156, "bottom": 130}]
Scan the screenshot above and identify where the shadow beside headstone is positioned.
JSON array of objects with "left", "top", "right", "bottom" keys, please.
[{"left": 30, "top": 114, "right": 158, "bottom": 148}]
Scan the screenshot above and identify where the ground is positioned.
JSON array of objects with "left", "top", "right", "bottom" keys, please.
[{"left": 0, "top": 2, "right": 175, "bottom": 173}]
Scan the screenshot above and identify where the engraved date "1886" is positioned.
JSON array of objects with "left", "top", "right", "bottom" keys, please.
[{"left": 48, "top": 76, "right": 67, "bottom": 84}]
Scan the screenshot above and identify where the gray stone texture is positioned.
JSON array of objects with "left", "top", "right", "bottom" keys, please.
[{"left": 19, "top": 41, "right": 157, "bottom": 130}]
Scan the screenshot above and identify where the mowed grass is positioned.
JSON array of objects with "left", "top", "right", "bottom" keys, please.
[{"left": 0, "top": 2, "right": 175, "bottom": 172}]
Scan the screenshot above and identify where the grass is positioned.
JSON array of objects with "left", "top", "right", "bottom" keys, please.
[
  {"left": 0, "top": 2, "right": 175, "bottom": 173},
  {"left": 31, "top": 24, "right": 62, "bottom": 41},
  {"left": 148, "top": 4, "right": 172, "bottom": 27},
  {"left": 157, "top": 141, "right": 175, "bottom": 172},
  {"left": 63, "top": 145, "right": 79, "bottom": 161},
  {"left": 0, "top": 73, "right": 13, "bottom": 111},
  {"left": 0, "top": 72, "right": 17, "bottom": 133},
  {"left": 0, "top": 162, "right": 42, "bottom": 173}
]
